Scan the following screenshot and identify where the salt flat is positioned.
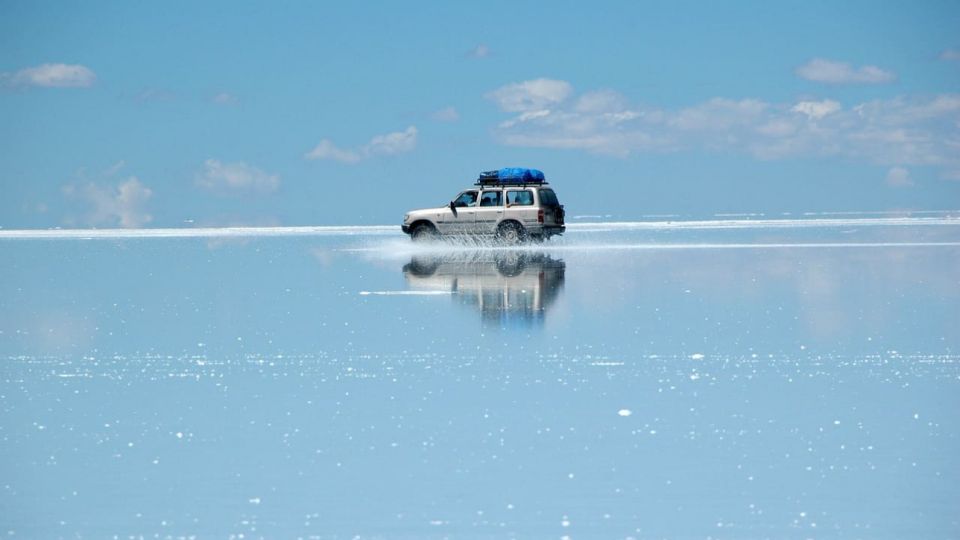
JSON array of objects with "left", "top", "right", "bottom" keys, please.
[{"left": 2, "top": 220, "right": 958, "bottom": 538}]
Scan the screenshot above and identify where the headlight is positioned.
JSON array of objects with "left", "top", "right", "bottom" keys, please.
[{"left": 403, "top": 214, "right": 410, "bottom": 223}]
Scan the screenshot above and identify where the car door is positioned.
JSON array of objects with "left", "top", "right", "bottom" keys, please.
[
  {"left": 474, "top": 189, "right": 504, "bottom": 234},
  {"left": 505, "top": 189, "right": 538, "bottom": 229},
  {"left": 441, "top": 190, "right": 479, "bottom": 234}
]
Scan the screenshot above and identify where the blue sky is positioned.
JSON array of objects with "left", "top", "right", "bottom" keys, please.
[{"left": 1, "top": 0, "right": 959, "bottom": 228}]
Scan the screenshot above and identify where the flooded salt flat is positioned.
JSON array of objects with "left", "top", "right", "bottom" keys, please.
[{"left": 2, "top": 218, "right": 959, "bottom": 538}]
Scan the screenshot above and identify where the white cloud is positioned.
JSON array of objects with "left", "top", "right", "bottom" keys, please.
[
  {"left": 2, "top": 63, "right": 96, "bottom": 88},
  {"left": 432, "top": 106, "right": 460, "bottom": 122},
  {"left": 486, "top": 78, "right": 573, "bottom": 112},
  {"left": 468, "top": 44, "right": 490, "bottom": 58},
  {"left": 365, "top": 125, "right": 418, "bottom": 156},
  {"left": 114, "top": 179, "right": 154, "bottom": 227},
  {"left": 499, "top": 109, "right": 553, "bottom": 129},
  {"left": 755, "top": 119, "right": 797, "bottom": 137},
  {"left": 670, "top": 98, "right": 769, "bottom": 131},
  {"left": 851, "top": 94, "right": 960, "bottom": 125},
  {"left": 196, "top": 159, "right": 280, "bottom": 194},
  {"left": 212, "top": 92, "right": 240, "bottom": 105},
  {"left": 489, "top": 78, "right": 960, "bottom": 176},
  {"left": 795, "top": 58, "right": 895, "bottom": 84},
  {"left": 885, "top": 166, "right": 913, "bottom": 187},
  {"left": 305, "top": 126, "right": 418, "bottom": 163},
  {"left": 304, "top": 140, "right": 362, "bottom": 163},
  {"left": 64, "top": 177, "right": 153, "bottom": 228},
  {"left": 940, "top": 49, "right": 960, "bottom": 61},
  {"left": 791, "top": 99, "right": 841, "bottom": 119},
  {"left": 575, "top": 90, "right": 630, "bottom": 114}
]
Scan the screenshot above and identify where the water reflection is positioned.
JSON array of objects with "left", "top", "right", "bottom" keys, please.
[
  {"left": 403, "top": 252, "right": 565, "bottom": 328},
  {"left": 2, "top": 229, "right": 960, "bottom": 538}
]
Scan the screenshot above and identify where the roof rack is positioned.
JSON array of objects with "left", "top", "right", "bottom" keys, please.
[
  {"left": 475, "top": 178, "right": 548, "bottom": 187},
  {"left": 474, "top": 167, "right": 547, "bottom": 186}
]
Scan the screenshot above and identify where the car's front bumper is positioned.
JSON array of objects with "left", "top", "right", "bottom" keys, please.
[{"left": 401, "top": 224, "right": 411, "bottom": 234}]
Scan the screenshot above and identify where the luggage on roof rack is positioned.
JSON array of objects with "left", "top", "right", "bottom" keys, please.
[{"left": 476, "top": 167, "right": 546, "bottom": 185}]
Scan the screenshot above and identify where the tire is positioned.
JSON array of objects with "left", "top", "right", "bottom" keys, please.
[
  {"left": 410, "top": 223, "right": 439, "bottom": 242},
  {"left": 403, "top": 257, "right": 440, "bottom": 276},
  {"left": 496, "top": 221, "right": 527, "bottom": 245},
  {"left": 495, "top": 252, "right": 527, "bottom": 276}
]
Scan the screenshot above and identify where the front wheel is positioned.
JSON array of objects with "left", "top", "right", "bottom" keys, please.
[
  {"left": 410, "top": 223, "right": 439, "bottom": 242},
  {"left": 496, "top": 221, "right": 527, "bottom": 245}
]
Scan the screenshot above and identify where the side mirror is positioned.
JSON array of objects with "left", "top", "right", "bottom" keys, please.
[{"left": 449, "top": 201, "right": 458, "bottom": 216}]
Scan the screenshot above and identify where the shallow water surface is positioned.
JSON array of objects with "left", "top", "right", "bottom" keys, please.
[{"left": 2, "top": 218, "right": 959, "bottom": 538}]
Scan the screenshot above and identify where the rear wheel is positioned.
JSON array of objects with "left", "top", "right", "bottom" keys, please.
[
  {"left": 410, "top": 223, "right": 439, "bottom": 242},
  {"left": 495, "top": 252, "right": 527, "bottom": 276},
  {"left": 496, "top": 221, "right": 527, "bottom": 245}
]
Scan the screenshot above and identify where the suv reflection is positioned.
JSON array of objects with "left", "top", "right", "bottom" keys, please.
[{"left": 403, "top": 252, "right": 565, "bottom": 327}]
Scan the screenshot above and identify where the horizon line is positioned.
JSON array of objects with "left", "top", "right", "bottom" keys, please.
[{"left": 1, "top": 215, "right": 959, "bottom": 240}]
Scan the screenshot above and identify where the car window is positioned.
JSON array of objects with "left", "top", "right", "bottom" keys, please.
[
  {"left": 506, "top": 190, "right": 534, "bottom": 206},
  {"left": 479, "top": 191, "right": 502, "bottom": 207},
  {"left": 538, "top": 188, "right": 559, "bottom": 206},
  {"left": 453, "top": 190, "right": 479, "bottom": 207}
]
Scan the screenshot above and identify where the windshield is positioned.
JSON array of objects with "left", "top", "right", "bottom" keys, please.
[{"left": 538, "top": 188, "right": 559, "bottom": 206}]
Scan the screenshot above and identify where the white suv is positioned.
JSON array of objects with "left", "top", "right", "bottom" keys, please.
[{"left": 401, "top": 168, "right": 565, "bottom": 243}]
